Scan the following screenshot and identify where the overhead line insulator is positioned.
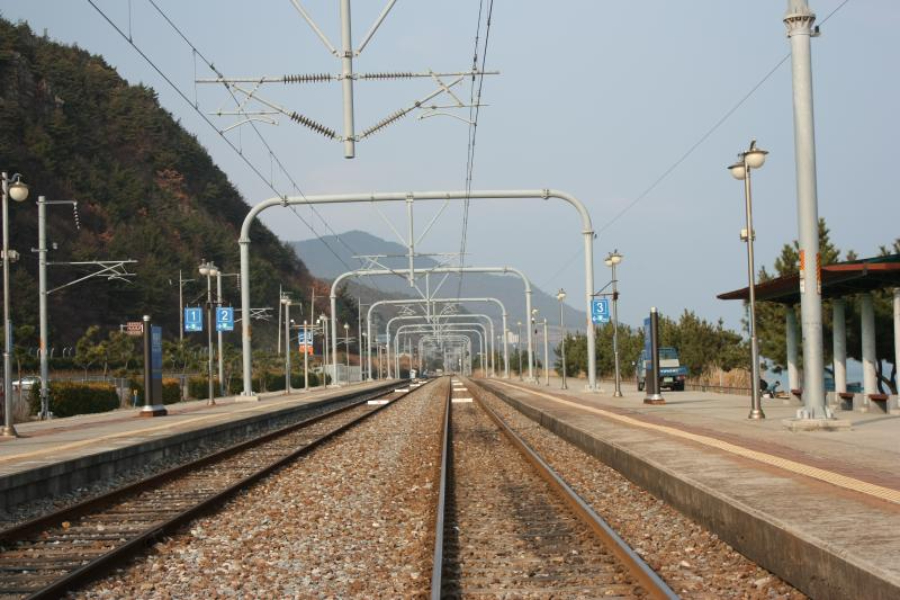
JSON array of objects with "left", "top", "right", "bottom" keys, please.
[
  {"left": 283, "top": 73, "right": 334, "bottom": 84},
  {"left": 358, "top": 72, "right": 416, "bottom": 80},
  {"left": 360, "top": 109, "right": 410, "bottom": 139},
  {"left": 288, "top": 112, "right": 338, "bottom": 139}
]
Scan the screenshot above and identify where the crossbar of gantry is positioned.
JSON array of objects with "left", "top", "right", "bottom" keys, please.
[
  {"left": 239, "top": 189, "right": 598, "bottom": 398},
  {"left": 366, "top": 297, "right": 509, "bottom": 379}
]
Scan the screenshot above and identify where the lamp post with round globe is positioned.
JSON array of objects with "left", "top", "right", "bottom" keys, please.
[
  {"left": 2, "top": 173, "right": 29, "bottom": 436},
  {"left": 604, "top": 250, "right": 623, "bottom": 397},
  {"left": 728, "top": 140, "right": 768, "bottom": 420},
  {"left": 198, "top": 261, "right": 219, "bottom": 405},
  {"left": 556, "top": 289, "right": 567, "bottom": 390}
]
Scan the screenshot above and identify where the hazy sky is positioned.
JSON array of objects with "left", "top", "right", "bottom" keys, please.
[{"left": 4, "top": 1, "right": 897, "bottom": 332}]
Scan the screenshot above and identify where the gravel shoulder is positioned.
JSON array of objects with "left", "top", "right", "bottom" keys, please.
[
  {"left": 72, "top": 379, "right": 447, "bottom": 599},
  {"left": 472, "top": 380, "right": 806, "bottom": 600}
]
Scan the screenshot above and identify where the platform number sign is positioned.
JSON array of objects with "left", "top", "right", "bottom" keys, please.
[
  {"left": 184, "top": 307, "right": 203, "bottom": 332},
  {"left": 591, "top": 298, "right": 610, "bottom": 324},
  {"left": 216, "top": 307, "right": 234, "bottom": 332}
]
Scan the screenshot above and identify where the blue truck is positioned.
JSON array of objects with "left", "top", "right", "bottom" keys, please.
[{"left": 636, "top": 347, "right": 688, "bottom": 391}]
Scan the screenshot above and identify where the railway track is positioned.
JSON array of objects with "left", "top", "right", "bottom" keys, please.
[
  {"left": 0, "top": 380, "right": 427, "bottom": 599},
  {"left": 431, "top": 377, "right": 677, "bottom": 599}
]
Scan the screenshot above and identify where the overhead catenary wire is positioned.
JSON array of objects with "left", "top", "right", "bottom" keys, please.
[
  {"left": 456, "top": 0, "right": 495, "bottom": 300},
  {"left": 143, "top": 0, "right": 368, "bottom": 274},
  {"left": 539, "top": 0, "right": 853, "bottom": 289},
  {"left": 87, "top": 0, "right": 373, "bottom": 284}
]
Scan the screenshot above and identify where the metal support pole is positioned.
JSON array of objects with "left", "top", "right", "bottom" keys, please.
[
  {"left": 217, "top": 273, "right": 225, "bottom": 397},
  {"left": 206, "top": 272, "right": 215, "bottom": 405},
  {"left": 277, "top": 283, "right": 282, "bottom": 356},
  {"left": 559, "top": 298, "right": 567, "bottom": 390},
  {"left": 526, "top": 289, "right": 535, "bottom": 382},
  {"left": 543, "top": 319, "right": 550, "bottom": 386},
  {"left": 743, "top": 158, "right": 764, "bottom": 420},
  {"left": 284, "top": 299, "right": 291, "bottom": 394},
  {"left": 339, "top": 0, "right": 356, "bottom": 158},
  {"left": 37, "top": 196, "right": 50, "bottom": 419},
  {"left": 517, "top": 322, "right": 523, "bottom": 381},
  {"left": 611, "top": 262, "right": 623, "bottom": 397},
  {"left": 785, "top": 0, "right": 827, "bottom": 419},
  {"left": 2, "top": 172, "right": 17, "bottom": 437}
]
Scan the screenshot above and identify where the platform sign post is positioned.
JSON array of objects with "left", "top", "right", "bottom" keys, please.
[
  {"left": 591, "top": 298, "right": 610, "bottom": 324},
  {"left": 216, "top": 307, "right": 234, "bottom": 332},
  {"left": 184, "top": 307, "right": 203, "bottom": 332},
  {"left": 140, "top": 316, "right": 167, "bottom": 417}
]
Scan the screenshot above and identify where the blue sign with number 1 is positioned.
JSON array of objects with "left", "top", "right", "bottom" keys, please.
[
  {"left": 184, "top": 307, "right": 203, "bottom": 332},
  {"left": 591, "top": 298, "right": 610, "bottom": 324}
]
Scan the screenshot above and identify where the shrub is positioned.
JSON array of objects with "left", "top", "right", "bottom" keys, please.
[{"left": 28, "top": 382, "right": 120, "bottom": 418}]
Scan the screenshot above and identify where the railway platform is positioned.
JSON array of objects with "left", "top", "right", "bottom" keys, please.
[
  {"left": 0, "top": 380, "right": 395, "bottom": 510},
  {"left": 473, "top": 376, "right": 900, "bottom": 600}
]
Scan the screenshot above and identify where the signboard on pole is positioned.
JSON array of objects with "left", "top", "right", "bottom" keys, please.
[
  {"left": 125, "top": 321, "right": 144, "bottom": 337},
  {"left": 216, "top": 307, "right": 234, "bottom": 332},
  {"left": 591, "top": 298, "right": 610, "bottom": 324},
  {"left": 151, "top": 325, "right": 163, "bottom": 402},
  {"left": 643, "top": 317, "right": 652, "bottom": 358},
  {"left": 298, "top": 329, "right": 314, "bottom": 354},
  {"left": 184, "top": 307, "right": 203, "bottom": 332}
]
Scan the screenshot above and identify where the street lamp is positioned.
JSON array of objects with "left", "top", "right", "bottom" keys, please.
[
  {"left": 198, "top": 260, "right": 219, "bottom": 405},
  {"left": 280, "top": 294, "right": 292, "bottom": 394},
  {"left": 728, "top": 139, "right": 768, "bottom": 420},
  {"left": 343, "top": 323, "right": 350, "bottom": 372},
  {"left": 557, "top": 289, "right": 567, "bottom": 390},
  {"left": 604, "top": 250, "right": 624, "bottom": 397},
  {"left": 2, "top": 173, "right": 29, "bottom": 437}
]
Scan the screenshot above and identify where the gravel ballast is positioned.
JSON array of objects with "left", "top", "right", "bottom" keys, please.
[{"left": 73, "top": 379, "right": 447, "bottom": 599}]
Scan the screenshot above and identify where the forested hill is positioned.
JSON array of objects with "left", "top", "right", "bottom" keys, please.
[{"left": 0, "top": 18, "right": 312, "bottom": 346}]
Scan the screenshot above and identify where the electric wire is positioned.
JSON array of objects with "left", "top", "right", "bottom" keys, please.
[
  {"left": 456, "top": 0, "right": 494, "bottom": 299},
  {"left": 539, "top": 0, "right": 853, "bottom": 289},
  {"left": 143, "top": 0, "right": 367, "bottom": 277},
  {"left": 86, "top": 0, "right": 367, "bottom": 285}
]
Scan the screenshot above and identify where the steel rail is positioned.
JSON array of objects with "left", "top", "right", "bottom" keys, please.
[
  {"left": 464, "top": 377, "right": 679, "bottom": 600},
  {"left": 428, "top": 377, "right": 452, "bottom": 600},
  {"left": 0, "top": 379, "right": 423, "bottom": 599}
]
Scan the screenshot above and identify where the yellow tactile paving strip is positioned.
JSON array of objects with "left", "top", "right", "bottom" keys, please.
[
  {"left": 492, "top": 380, "right": 900, "bottom": 507},
  {"left": 0, "top": 395, "right": 315, "bottom": 466}
]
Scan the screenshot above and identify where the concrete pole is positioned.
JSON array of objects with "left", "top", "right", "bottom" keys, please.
[
  {"left": 217, "top": 273, "right": 224, "bottom": 396},
  {"left": 37, "top": 196, "right": 49, "bottom": 419},
  {"left": 179, "top": 270, "right": 185, "bottom": 343},
  {"left": 785, "top": 0, "right": 827, "bottom": 419},
  {"left": 860, "top": 293, "right": 877, "bottom": 396},
  {"left": 832, "top": 299, "right": 847, "bottom": 394},
  {"left": 786, "top": 307, "right": 801, "bottom": 393},
  {"left": 339, "top": 0, "right": 356, "bottom": 158},
  {"left": 895, "top": 289, "right": 900, "bottom": 393},
  {"left": 205, "top": 270, "right": 215, "bottom": 405},
  {"left": 276, "top": 283, "right": 282, "bottom": 356}
]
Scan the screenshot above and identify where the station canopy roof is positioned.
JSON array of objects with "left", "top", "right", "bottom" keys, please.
[{"left": 717, "top": 254, "right": 900, "bottom": 305}]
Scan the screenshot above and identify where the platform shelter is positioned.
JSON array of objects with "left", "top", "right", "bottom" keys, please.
[{"left": 718, "top": 254, "right": 900, "bottom": 413}]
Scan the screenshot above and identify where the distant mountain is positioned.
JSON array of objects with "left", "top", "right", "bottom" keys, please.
[{"left": 291, "top": 231, "right": 587, "bottom": 336}]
